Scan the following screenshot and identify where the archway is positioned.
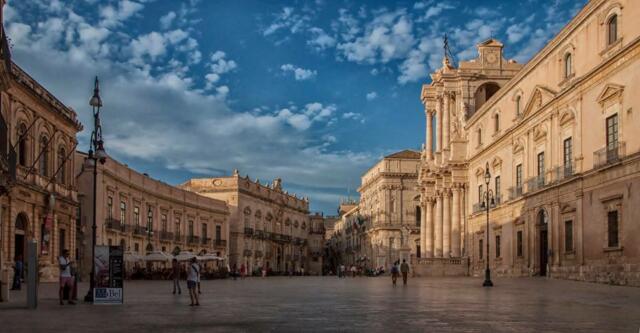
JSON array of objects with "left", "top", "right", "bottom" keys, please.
[
  {"left": 14, "top": 213, "right": 28, "bottom": 261},
  {"left": 474, "top": 82, "right": 501, "bottom": 112},
  {"left": 537, "top": 209, "right": 549, "bottom": 276}
]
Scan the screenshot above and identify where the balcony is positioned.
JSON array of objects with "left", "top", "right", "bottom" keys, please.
[
  {"left": 283, "top": 235, "right": 292, "bottom": 243},
  {"left": 254, "top": 230, "right": 264, "bottom": 239},
  {"left": 508, "top": 186, "right": 523, "bottom": 200},
  {"left": 594, "top": 142, "right": 626, "bottom": 169},
  {"left": 553, "top": 164, "right": 574, "bottom": 182},
  {"left": 244, "top": 227, "right": 254, "bottom": 236},
  {"left": 159, "top": 231, "right": 174, "bottom": 241},
  {"left": 214, "top": 239, "right": 227, "bottom": 248},
  {"left": 133, "top": 225, "right": 148, "bottom": 236},
  {"left": 174, "top": 234, "right": 184, "bottom": 243},
  {"left": 255, "top": 250, "right": 263, "bottom": 258},
  {"left": 187, "top": 235, "right": 200, "bottom": 245},
  {"left": 243, "top": 249, "right": 252, "bottom": 257},
  {"left": 105, "top": 218, "right": 125, "bottom": 232},
  {"left": 201, "top": 237, "right": 211, "bottom": 245}
]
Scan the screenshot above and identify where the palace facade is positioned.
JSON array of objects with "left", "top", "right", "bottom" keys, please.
[
  {"left": 417, "top": 0, "right": 640, "bottom": 285},
  {"left": 180, "top": 172, "right": 311, "bottom": 274},
  {"left": 75, "top": 153, "right": 229, "bottom": 279}
]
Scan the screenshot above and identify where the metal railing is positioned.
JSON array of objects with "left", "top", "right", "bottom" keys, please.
[
  {"left": 526, "top": 174, "right": 546, "bottom": 192},
  {"left": 133, "top": 225, "right": 147, "bottom": 236},
  {"left": 174, "top": 234, "right": 184, "bottom": 243},
  {"left": 105, "top": 218, "right": 125, "bottom": 232},
  {"left": 594, "top": 142, "right": 626, "bottom": 168},
  {"left": 508, "top": 186, "right": 523, "bottom": 200},
  {"left": 553, "top": 164, "right": 574, "bottom": 182},
  {"left": 254, "top": 230, "right": 264, "bottom": 239},
  {"left": 214, "top": 239, "right": 226, "bottom": 247},
  {"left": 201, "top": 237, "right": 210, "bottom": 245},
  {"left": 187, "top": 235, "right": 200, "bottom": 245},
  {"left": 160, "top": 231, "right": 174, "bottom": 241},
  {"left": 244, "top": 227, "right": 254, "bottom": 236},
  {"left": 243, "top": 249, "right": 252, "bottom": 257}
]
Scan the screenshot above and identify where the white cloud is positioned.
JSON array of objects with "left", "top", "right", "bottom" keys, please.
[
  {"left": 422, "top": 3, "right": 454, "bottom": 19},
  {"left": 263, "top": 7, "right": 310, "bottom": 37},
  {"left": 366, "top": 91, "right": 378, "bottom": 100},
  {"left": 337, "top": 9, "right": 415, "bottom": 64},
  {"left": 205, "top": 51, "right": 237, "bottom": 91},
  {"left": 160, "top": 11, "right": 177, "bottom": 30},
  {"left": 307, "top": 27, "right": 336, "bottom": 51},
  {"left": 280, "top": 64, "right": 317, "bottom": 81},
  {"left": 100, "top": 0, "right": 144, "bottom": 28}
]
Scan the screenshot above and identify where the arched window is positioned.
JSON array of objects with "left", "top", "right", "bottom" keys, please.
[
  {"left": 607, "top": 15, "right": 618, "bottom": 45},
  {"left": 515, "top": 96, "right": 521, "bottom": 116},
  {"left": 564, "top": 53, "right": 572, "bottom": 78},
  {"left": 477, "top": 128, "right": 482, "bottom": 146},
  {"left": 57, "top": 146, "right": 66, "bottom": 184},
  {"left": 494, "top": 113, "right": 500, "bottom": 132},
  {"left": 39, "top": 136, "right": 49, "bottom": 177},
  {"left": 17, "top": 123, "right": 27, "bottom": 167}
]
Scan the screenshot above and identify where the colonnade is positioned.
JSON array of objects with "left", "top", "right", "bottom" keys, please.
[
  {"left": 419, "top": 184, "right": 465, "bottom": 258},
  {"left": 424, "top": 92, "right": 456, "bottom": 161}
]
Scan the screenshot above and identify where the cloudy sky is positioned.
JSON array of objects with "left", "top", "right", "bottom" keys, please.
[{"left": 5, "top": 0, "right": 586, "bottom": 214}]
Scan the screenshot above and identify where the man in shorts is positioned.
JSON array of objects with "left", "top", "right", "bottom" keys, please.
[
  {"left": 187, "top": 257, "right": 200, "bottom": 306},
  {"left": 59, "top": 249, "right": 75, "bottom": 305}
]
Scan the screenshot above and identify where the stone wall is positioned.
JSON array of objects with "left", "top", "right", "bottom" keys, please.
[{"left": 411, "top": 257, "right": 469, "bottom": 277}]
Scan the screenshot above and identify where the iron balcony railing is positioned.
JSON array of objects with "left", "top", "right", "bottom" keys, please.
[
  {"left": 594, "top": 142, "right": 626, "bottom": 168},
  {"left": 243, "top": 249, "right": 252, "bottom": 257},
  {"left": 254, "top": 230, "right": 264, "bottom": 239},
  {"left": 508, "top": 186, "right": 523, "bottom": 200},
  {"left": 214, "top": 239, "right": 226, "bottom": 247},
  {"left": 201, "top": 237, "right": 210, "bottom": 245},
  {"left": 105, "top": 218, "right": 124, "bottom": 232},
  {"left": 133, "top": 225, "right": 147, "bottom": 236},
  {"left": 174, "top": 234, "right": 184, "bottom": 243},
  {"left": 526, "top": 174, "right": 546, "bottom": 192},
  {"left": 160, "top": 231, "right": 174, "bottom": 241},
  {"left": 244, "top": 227, "right": 254, "bottom": 236},
  {"left": 187, "top": 235, "right": 200, "bottom": 245},
  {"left": 553, "top": 164, "right": 574, "bottom": 182}
]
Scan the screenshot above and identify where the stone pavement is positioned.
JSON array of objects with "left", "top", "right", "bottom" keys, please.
[{"left": 1, "top": 276, "right": 639, "bottom": 332}]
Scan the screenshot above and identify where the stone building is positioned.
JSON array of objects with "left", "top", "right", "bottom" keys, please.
[
  {"left": 75, "top": 152, "right": 229, "bottom": 279},
  {"left": 180, "top": 171, "right": 311, "bottom": 275},
  {"left": 307, "top": 213, "right": 326, "bottom": 275},
  {"left": 0, "top": 64, "right": 82, "bottom": 283},
  {"left": 417, "top": 0, "right": 640, "bottom": 285}
]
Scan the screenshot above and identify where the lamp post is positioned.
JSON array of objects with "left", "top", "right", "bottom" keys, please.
[
  {"left": 84, "top": 77, "right": 107, "bottom": 302},
  {"left": 481, "top": 162, "right": 494, "bottom": 287}
]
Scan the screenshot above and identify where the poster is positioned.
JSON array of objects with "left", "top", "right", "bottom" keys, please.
[{"left": 94, "top": 245, "right": 124, "bottom": 304}]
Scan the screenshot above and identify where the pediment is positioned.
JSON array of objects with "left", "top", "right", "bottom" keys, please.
[
  {"left": 559, "top": 109, "right": 576, "bottom": 127},
  {"left": 596, "top": 83, "right": 624, "bottom": 106},
  {"left": 475, "top": 167, "right": 485, "bottom": 177},
  {"left": 522, "top": 85, "right": 557, "bottom": 118},
  {"left": 491, "top": 157, "right": 503, "bottom": 170},
  {"left": 513, "top": 138, "right": 525, "bottom": 154},
  {"left": 533, "top": 123, "right": 548, "bottom": 142}
]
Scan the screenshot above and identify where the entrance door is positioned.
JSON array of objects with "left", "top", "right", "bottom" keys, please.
[
  {"left": 14, "top": 234, "right": 24, "bottom": 260},
  {"left": 540, "top": 229, "right": 548, "bottom": 276}
]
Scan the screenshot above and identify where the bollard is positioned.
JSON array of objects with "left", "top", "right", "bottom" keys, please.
[{"left": 27, "top": 240, "right": 38, "bottom": 309}]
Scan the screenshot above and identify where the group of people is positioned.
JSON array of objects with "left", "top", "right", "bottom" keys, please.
[
  {"left": 171, "top": 257, "right": 202, "bottom": 306},
  {"left": 334, "top": 259, "right": 410, "bottom": 285},
  {"left": 390, "top": 260, "right": 410, "bottom": 286}
]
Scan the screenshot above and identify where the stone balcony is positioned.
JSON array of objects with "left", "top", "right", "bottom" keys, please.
[{"left": 214, "top": 239, "right": 227, "bottom": 248}]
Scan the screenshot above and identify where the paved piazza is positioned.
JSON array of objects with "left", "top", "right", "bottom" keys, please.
[{"left": 1, "top": 277, "right": 639, "bottom": 332}]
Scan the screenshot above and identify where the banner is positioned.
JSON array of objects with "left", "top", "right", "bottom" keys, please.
[{"left": 94, "top": 245, "right": 124, "bottom": 304}]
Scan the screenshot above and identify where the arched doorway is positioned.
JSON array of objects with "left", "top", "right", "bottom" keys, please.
[
  {"left": 474, "top": 82, "right": 501, "bottom": 112},
  {"left": 537, "top": 209, "right": 549, "bottom": 276},
  {"left": 14, "top": 213, "right": 28, "bottom": 261}
]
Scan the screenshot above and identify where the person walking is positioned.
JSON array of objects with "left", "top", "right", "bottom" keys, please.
[
  {"left": 240, "top": 263, "right": 246, "bottom": 279},
  {"left": 11, "top": 255, "right": 23, "bottom": 290},
  {"left": 58, "top": 249, "right": 75, "bottom": 305},
  {"left": 350, "top": 265, "right": 357, "bottom": 278},
  {"left": 187, "top": 257, "right": 200, "bottom": 306},
  {"left": 171, "top": 258, "right": 181, "bottom": 294},
  {"left": 390, "top": 261, "right": 399, "bottom": 286},
  {"left": 400, "top": 259, "right": 410, "bottom": 285}
]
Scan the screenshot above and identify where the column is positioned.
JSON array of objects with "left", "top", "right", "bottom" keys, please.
[
  {"left": 435, "top": 98, "right": 442, "bottom": 153},
  {"left": 434, "top": 193, "right": 443, "bottom": 257},
  {"left": 443, "top": 93, "right": 450, "bottom": 151},
  {"left": 425, "top": 199, "right": 433, "bottom": 258},
  {"left": 420, "top": 202, "right": 427, "bottom": 258},
  {"left": 426, "top": 111, "right": 433, "bottom": 160},
  {"left": 442, "top": 189, "right": 451, "bottom": 257},
  {"left": 451, "top": 186, "right": 461, "bottom": 257}
]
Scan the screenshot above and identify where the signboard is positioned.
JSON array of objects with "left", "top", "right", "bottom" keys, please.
[{"left": 93, "top": 245, "right": 124, "bottom": 304}]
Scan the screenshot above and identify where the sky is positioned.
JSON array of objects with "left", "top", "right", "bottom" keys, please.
[{"left": 4, "top": 0, "right": 586, "bottom": 214}]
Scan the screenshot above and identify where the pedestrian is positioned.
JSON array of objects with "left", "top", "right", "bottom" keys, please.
[
  {"left": 11, "top": 254, "right": 23, "bottom": 290},
  {"left": 301, "top": 265, "right": 305, "bottom": 276},
  {"left": 262, "top": 265, "right": 267, "bottom": 277},
  {"left": 350, "top": 265, "right": 357, "bottom": 278},
  {"left": 187, "top": 257, "right": 200, "bottom": 306},
  {"left": 58, "top": 249, "right": 75, "bottom": 305},
  {"left": 171, "top": 258, "right": 181, "bottom": 294},
  {"left": 400, "top": 259, "right": 410, "bottom": 285},
  {"left": 340, "top": 264, "right": 346, "bottom": 278},
  {"left": 390, "top": 261, "right": 399, "bottom": 286},
  {"left": 240, "top": 263, "right": 246, "bottom": 279}
]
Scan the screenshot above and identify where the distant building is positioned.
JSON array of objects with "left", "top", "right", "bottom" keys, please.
[
  {"left": 75, "top": 152, "right": 229, "bottom": 279},
  {"left": 180, "top": 171, "right": 311, "bottom": 275}
]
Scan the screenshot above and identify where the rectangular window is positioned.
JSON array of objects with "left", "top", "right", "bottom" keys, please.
[
  {"left": 479, "top": 239, "right": 484, "bottom": 259},
  {"left": 107, "top": 196, "right": 113, "bottom": 219},
  {"left": 188, "top": 220, "right": 194, "bottom": 237},
  {"left": 161, "top": 214, "right": 167, "bottom": 232},
  {"left": 175, "top": 218, "right": 181, "bottom": 237},
  {"left": 563, "top": 137, "right": 572, "bottom": 170},
  {"left": 147, "top": 207, "right": 153, "bottom": 231},
  {"left": 564, "top": 220, "right": 573, "bottom": 252},
  {"left": 606, "top": 114, "right": 618, "bottom": 149},
  {"left": 516, "top": 164, "right": 523, "bottom": 189},
  {"left": 216, "top": 225, "right": 222, "bottom": 241},
  {"left": 134, "top": 206, "right": 140, "bottom": 226},
  {"left": 495, "top": 176, "right": 501, "bottom": 200},
  {"left": 537, "top": 152, "right": 545, "bottom": 176},
  {"left": 120, "top": 201, "right": 126, "bottom": 224},
  {"left": 607, "top": 211, "right": 619, "bottom": 248},
  {"left": 478, "top": 184, "right": 483, "bottom": 204},
  {"left": 516, "top": 231, "right": 523, "bottom": 257},
  {"left": 202, "top": 223, "right": 208, "bottom": 240},
  {"left": 134, "top": 243, "right": 139, "bottom": 252},
  {"left": 495, "top": 235, "right": 501, "bottom": 258}
]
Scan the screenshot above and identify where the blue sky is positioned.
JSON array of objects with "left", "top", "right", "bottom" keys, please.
[{"left": 5, "top": 0, "right": 586, "bottom": 214}]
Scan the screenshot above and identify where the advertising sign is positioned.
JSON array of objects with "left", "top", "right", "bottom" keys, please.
[{"left": 94, "top": 245, "right": 124, "bottom": 304}]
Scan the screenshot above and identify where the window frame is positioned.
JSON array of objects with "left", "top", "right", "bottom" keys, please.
[
  {"left": 564, "top": 53, "right": 573, "bottom": 79},
  {"left": 607, "top": 210, "right": 619, "bottom": 248},
  {"left": 564, "top": 220, "right": 574, "bottom": 252},
  {"left": 516, "top": 230, "right": 523, "bottom": 258},
  {"left": 607, "top": 14, "right": 618, "bottom": 46}
]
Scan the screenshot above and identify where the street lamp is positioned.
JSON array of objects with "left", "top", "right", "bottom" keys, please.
[
  {"left": 84, "top": 77, "right": 107, "bottom": 303},
  {"left": 480, "top": 162, "right": 495, "bottom": 287}
]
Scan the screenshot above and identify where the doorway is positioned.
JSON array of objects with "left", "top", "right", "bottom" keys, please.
[
  {"left": 538, "top": 210, "right": 549, "bottom": 276},
  {"left": 14, "top": 213, "right": 28, "bottom": 260}
]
